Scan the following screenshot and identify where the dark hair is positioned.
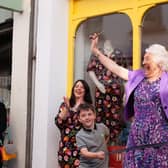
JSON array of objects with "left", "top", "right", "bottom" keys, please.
[
  {"left": 77, "top": 103, "right": 95, "bottom": 116},
  {"left": 69, "top": 79, "right": 93, "bottom": 107}
]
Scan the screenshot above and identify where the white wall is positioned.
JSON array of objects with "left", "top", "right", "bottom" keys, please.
[
  {"left": 10, "top": 0, "right": 31, "bottom": 167},
  {"left": 9, "top": 0, "right": 68, "bottom": 167},
  {"left": 32, "top": 0, "right": 68, "bottom": 168}
]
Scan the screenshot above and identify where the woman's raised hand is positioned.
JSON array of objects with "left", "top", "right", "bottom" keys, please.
[
  {"left": 59, "top": 96, "right": 70, "bottom": 120},
  {"left": 90, "top": 33, "right": 99, "bottom": 55},
  {"left": 63, "top": 96, "right": 70, "bottom": 108}
]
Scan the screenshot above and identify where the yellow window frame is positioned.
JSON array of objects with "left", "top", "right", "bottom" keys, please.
[{"left": 67, "top": 0, "right": 167, "bottom": 96}]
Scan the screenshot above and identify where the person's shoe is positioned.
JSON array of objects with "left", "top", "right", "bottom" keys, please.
[{"left": 0, "top": 146, "right": 16, "bottom": 161}]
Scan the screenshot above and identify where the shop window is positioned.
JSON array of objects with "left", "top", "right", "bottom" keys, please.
[
  {"left": 74, "top": 13, "right": 132, "bottom": 99},
  {"left": 141, "top": 3, "right": 168, "bottom": 62},
  {"left": 74, "top": 13, "right": 132, "bottom": 146}
]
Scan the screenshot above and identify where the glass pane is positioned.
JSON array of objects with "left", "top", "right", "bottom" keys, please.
[
  {"left": 142, "top": 3, "right": 168, "bottom": 63},
  {"left": 74, "top": 13, "right": 132, "bottom": 146}
]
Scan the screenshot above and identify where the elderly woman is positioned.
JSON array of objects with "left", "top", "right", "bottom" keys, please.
[{"left": 90, "top": 33, "right": 168, "bottom": 167}]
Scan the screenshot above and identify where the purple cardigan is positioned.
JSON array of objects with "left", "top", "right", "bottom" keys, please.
[{"left": 124, "top": 69, "right": 168, "bottom": 120}]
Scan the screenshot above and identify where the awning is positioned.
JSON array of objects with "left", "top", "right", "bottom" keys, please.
[{"left": 0, "top": 0, "right": 22, "bottom": 12}]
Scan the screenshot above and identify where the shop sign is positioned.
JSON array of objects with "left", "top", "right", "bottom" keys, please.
[{"left": 0, "top": 0, "right": 22, "bottom": 12}]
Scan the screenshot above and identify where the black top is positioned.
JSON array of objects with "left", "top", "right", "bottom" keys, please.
[{"left": 0, "top": 102, "right": 7, "bottom": 145}]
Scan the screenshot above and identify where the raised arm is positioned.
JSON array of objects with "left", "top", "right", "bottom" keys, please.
[
  {"left": 90, "top": 33, "right": 129, "bottom": 81},
  {"left": 88, "top": 71, "right": 106, "bottom": 93}
]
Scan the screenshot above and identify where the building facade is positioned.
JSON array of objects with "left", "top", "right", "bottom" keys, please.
[{"left": 1, "top": 0, "right": 168, "bottom": 168}]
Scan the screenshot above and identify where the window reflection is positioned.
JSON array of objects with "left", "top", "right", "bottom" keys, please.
[
  {"left": 74, "top": 13, "right": 133, "bottom": 82},
  {"left": 74, "top": 13, "right": 132, "bottom": 146},
  {"left": 142, "top": 4, "right": 168, "bottom": 62},
  {"left": 74, "top": 14, "right": 133, "bottom": 97}
]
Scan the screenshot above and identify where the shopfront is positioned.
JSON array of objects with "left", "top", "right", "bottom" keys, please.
[
  {"left": 1, "top": 0, "right": 168, "bottom": 167},
  {"left": 67, "top": 0, "right": 168, "bottom": 94},
  {"left": 66, "top": 0, "right": 168, "bottom": 166}
]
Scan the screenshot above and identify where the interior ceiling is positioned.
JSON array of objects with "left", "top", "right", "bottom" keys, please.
[{"left": 0, "top": 18, "right": 13, "bottom": 74}]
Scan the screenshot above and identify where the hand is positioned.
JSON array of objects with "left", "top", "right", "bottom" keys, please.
[
  {"left": 97, "top": 82, "right": 106, "bottom": 94},
  {"left": 63, "top": 96, "right": 70, "bottom": 108},
  {"left": 89, "top": 31, "right": 103, "bottom": 40},
  {"left": 59, "top": 96, "right": 70, "bottom": 120},
  {"left": 96, "top": 151, "right": 105, "bottom": 160},
  {"left": 90, "top": 33, "right": 99, "bottom": 55}
]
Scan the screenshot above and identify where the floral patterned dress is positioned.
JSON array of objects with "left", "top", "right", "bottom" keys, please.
[
  {"left": 55, "top": 103, "right": 81, "bottom": 168},
  {"left": 124, "top": 78, "right": 168, "bottom": 168},
  {"left": 87, "top": 48, "right": 126, "bottom": 144}
]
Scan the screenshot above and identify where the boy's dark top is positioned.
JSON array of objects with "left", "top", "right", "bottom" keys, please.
[
  {"left": 0, "top": 102, "right": 7, "bottom": 168},
  {"left": 76, "top": 123, "right": 109, "bottom": 168}
]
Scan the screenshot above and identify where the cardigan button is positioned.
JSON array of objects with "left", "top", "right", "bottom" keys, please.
[{"left": 164, "top": 106, "right": 167, "bottom": 109}]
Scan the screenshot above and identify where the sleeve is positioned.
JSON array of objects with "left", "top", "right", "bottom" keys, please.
[
  {"left": 128, "top": 69, "right": 143, "bottom": 81},
  {"left": 76, "top": 132, "right": 87, "bottom": 151},
  {"left": 128, "top": 70, "right": 134, "bottom": 81},
  {"left": 55, "top": 102, "right": 68, "bottom": 130},
  {"left": 100, "top": 123, "right": 110, "bottom": 137},
  {"left": 0, "top": 102, "right": 7, "bottom": 133}
]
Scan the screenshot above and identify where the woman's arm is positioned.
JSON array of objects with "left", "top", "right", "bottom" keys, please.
[
  {"left": 90, "top": 33, "right": 129, "bottom": 81},
  {"left": 57, "top": 96, "right": 70, "bottom": 120},
  {"left": 88, "top": 71, "right": 106, "bottom": 93},
  {"left": 55, "top": 101, "right": 69, "bottom": 129}
]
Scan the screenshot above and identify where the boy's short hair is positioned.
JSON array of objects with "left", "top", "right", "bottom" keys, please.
[{"left": 77, "top": 103, "right": 95, "bottom": 116}]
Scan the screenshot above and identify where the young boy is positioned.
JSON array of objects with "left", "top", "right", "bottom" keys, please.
[{"left": 76, "top": 103, "right": 109, "bottom": 168}]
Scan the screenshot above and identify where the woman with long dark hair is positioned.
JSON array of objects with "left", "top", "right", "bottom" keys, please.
[{"left": 55, "top": 79, "right": 92, "bottom": 168}]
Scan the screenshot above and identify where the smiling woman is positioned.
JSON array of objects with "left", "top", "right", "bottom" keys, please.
[
  {"left": 55, "top": 79, "right": 93, "bottom": 168},
  {"left": 142, "top": 44, "right": 166, "bottom": 81},
  {"left": 90, "top": 32, "right": 168, "bottom": 167}
]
